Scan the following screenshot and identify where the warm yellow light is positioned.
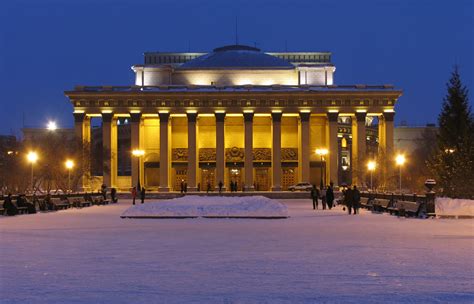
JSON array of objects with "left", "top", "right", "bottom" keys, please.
[
  {"left": 367, "top": 161, "right": 376, "bottom": 171},
  {"left": 101, "top": 110, "right": 113, "bottom": 114},
  {"left": 132, "top": 149, "right": 145, "bottom": 157},
  {"left": 47, "top": 121, "right": 57, "bottom": 131},
  {"left": 395, "top": 154, "right": 406, "bottom": 166},
  {"left": 315, "top": 148, "right": 329, "bottom": 156},
  {"left": 65, "top": 160, "right": 74, "bottom": 169},
  {"left": 27, "top": 151, "right": 38, "bottom": 163}
]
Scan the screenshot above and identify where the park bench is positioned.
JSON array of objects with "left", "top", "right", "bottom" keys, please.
[
  {"left": 360, "top": 197, "right": 374, "bottom": 210},
  {"left": 70, "top": 196, "right": 92, "bottom": 208},
  {"left": 0, "top": 201, "right": 5, "bottom": 215},
  {"left": 11, "top": 199, "right": 29, "bottom": 214},
  {"left": 91, "top": 195, "right": 109, "bottom": 205},
  {"left": 388, "top": 200, "right": 422, "bottom": 217},
  {"left": 372, "top": 198, "right": 391, "bottom": 213},
  {"left": 50, "top": 197, "right": 70, "bottom": 210}
]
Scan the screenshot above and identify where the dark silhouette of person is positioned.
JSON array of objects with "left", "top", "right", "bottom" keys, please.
[
  {"left": 111, "top": 188, "right": 117, "bottom": 203},
  {"left": 17, "top": 194, "right": 36, "bottom": 214},
  {"left": 321, "top": 187, "right": 327, "bottom": 210},
  {"left": 3, "top": 193, "right": 18, "bottom": 216},
  {"left": 218, "top": 181, "right": 223, "bottom": 194},
  {"left": 180, "top": 180, "right": 184, "bottom": 193},
  {"left": 101, "top": 183, "right": 107, "bottom": 200},
  {"left": 131, "top": 187, "right": 137, "bottom": 205},
  {"left": 326, "top": 182, "right": 335, "bottom": 210},
  {"left": 140, "top": 187, "right": 146, "bottom": 204},
  {"left": 206, "top": 182, "right": 211, "bottom": 194},
  {"left": 184, "top": 182, "right": 187, "bottom": 193},
  {"left": 344, "top": 186, "right": 354, "bottom": 215},
  {"left": 310, "top": 185, "right": 319, "bottom": 210},
  {"left": 352, "top": 185, "right": 361, "bottom": 215},
  {"left": 230, "top": 181, "right": 234, "bottom": 192}
]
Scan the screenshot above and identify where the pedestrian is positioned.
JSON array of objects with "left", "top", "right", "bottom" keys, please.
[
  {"left": 206, "top": 182, "right": 211, "bottom": 193},
  {"left": 140, "top": 187, "right": 146, "bottom": 204},
  {"left": 344, "top": 185, "right": 353, "bottom": 214},
  {"left": 131, "top": 187, "right": 137, "bottom": 205},
  {"left": 111, "top": 188, "right": 117, "bottom": 203},
  {"left": 184, "top": 182, "right": 187, "bottom": 193},
  {"left": 218, "top": 180, "right": 223, "bottom": 194},
  {"left": 321, "top": 186, "right": 327, "bottom": 210},
  {"left": 3, "top": 193, "right": 18, "bottom": 216},
  {"left": 352, "top": 185, "right": 361, "bottom": 215},
  {"left": 101, "top": 183, "right": 107, "bottom": 200},
  {"left": 230, "top": 181, "right": 234, "bottom": 192},
  {"left": 180, "top": 180, "right": 184, "bottom": 193},
  {"left": 310, "top": 185, "right": 319, "bottom": 210},
  {"left": 326, "top": 182, "right": 335, "bottom": 210}
]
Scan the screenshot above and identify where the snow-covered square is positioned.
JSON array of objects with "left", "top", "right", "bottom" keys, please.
[{"left": 1, "top": 198, "right": 473, "bottom": 303}]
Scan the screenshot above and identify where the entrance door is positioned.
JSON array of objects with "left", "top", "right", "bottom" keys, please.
[
  {"left": 229, "top": 167, "right": 242, "bottom": 191},
  {"left": 255, "top": 168, "right": 270, "bottom": 191},
  {"left": 200, "top": 168, "right": 215, "bottom": 192},
  {"left": 145, "top": 166, "right": 160, "bottom": 188},
  {"left": 282, "top": 168, "right": 297, "bottom": 191},
  {"left": 173, "top": 168, "right": 187, "bottom": 191}
]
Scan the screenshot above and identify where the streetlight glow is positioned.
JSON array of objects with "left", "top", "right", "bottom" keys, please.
[
  {"left": 396, "top": 154, "right": 406, "bottom": 166},
  {"left": 315, "top": 148, "right": 329, "bottom": 188},
  {"left": 27, "top": 151, "right": 38, "bottom": 163},
  {"left": 367, "top": 160, "right": 376, "bottom": 191},
  {"left": 65, "top": 160, "right": 74, "bottom": 169},
  {"left": 315, "top": 148, "right": 329, "bottom": 156},
  {"left": 47, "top": 121, "right": 57, "bottom": 131}
]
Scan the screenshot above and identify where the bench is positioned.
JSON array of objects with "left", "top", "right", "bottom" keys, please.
[
  {"left": 70, "top": 196, "right": 92, "bottom": 208},
  {"left": 91, "top": 195, "right": 109, "bottom": 205},
  {"left": 372, "top": 198, "right": 391, "bottom": 213},
  {"left": 360, "top": 197, "right": 374, "bottom": 210},
  {"left": 11, "top": 199, "right": 29, "bottom": 214},
  {"left": 388, "top": 200, "right": 422, "bottom": 217},
  {"left": 50, "top": 198, "right": 70, "bottom": 210}
]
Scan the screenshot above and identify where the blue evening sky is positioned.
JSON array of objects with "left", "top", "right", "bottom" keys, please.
[{"left": 0, "top": 0, "right": 472, "bottom": 136}]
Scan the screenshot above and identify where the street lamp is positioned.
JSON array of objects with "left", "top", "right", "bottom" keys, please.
[
  {"left": 395, "top": 154, "right": 406, "bottom": 193},
  {"left": 315, "top": 148, "right": 329, "bottom": 188},
  {"left": 132, "top": 149, "right": 145, "bottom": 190},
  {"left": 65, "top": 160, "right": 74, "bottom": 193},
  {"left": 367, "top": 160, "right": 376, "bottom": 191},
  {"left": 47, "top": 121, "right": 57, "bottom": 131},
  {"left": 27, "top": 151, "right": 38, "bottom": 192}
]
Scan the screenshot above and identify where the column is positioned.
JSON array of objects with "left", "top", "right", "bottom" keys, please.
[
  {"left": 73, "top": 112, "right": 90, "bottom": 190},
  {"left": 215, "top": 112, "right": 226, "bottom": 190},
  {"left": 299, "top": 112, "right": 310, "bottom": 183},
  {"left": 243, "top": 112, "right": 254, "bottom": 191},
  {"left": 159, "top": 112, "right": 170, "bottom": 192},
  {"left": 187, "top": 112, "right": 198, "bottom": 191},
  {"left": 130, "top": 112, "right": 142, "bottom": 188},
  {"left": 379, "top": 111, "right": 395, "bottom": 188},
  {"left": 352, "top": 112, "right": 367, "bottom": 186},
  {"left": 271, "top": 112, "right": 282, "bottom": 191},
  {"left": 327, "top": 112, "right": 339, "bottom": 186},
  {"left": 102, "top": 112, "right": 113, "bottom": 188}
]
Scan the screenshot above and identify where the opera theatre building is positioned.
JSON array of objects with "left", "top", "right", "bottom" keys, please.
[{"left": 65, "top": 45, "right": 402, "bottom": 192}]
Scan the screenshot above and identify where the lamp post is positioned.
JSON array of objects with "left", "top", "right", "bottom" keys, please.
[
  {"left": 65, "top": 160, "right": 74, "bottom": 193},
  {"left": 47, "top": 121, "right": 57, "bottom": 131},
  {"left": 315, "top": 148, "right": 328, "bottom": 188},
  {"left": 395, "top": 154, "right": 406, "bottom": 193},
  {"left": 27, "top": 151, "right": 38, "bottom": 193},
  {"left": 132, "top": 149, "right": 145, "bottom": 190},
  {"left": 367, "top": 160, "right": 376, "bottom": 191}
]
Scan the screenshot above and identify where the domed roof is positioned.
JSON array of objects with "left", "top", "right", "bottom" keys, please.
[{"left": 178, "top": 45, "right": 294, "bottom": 70}]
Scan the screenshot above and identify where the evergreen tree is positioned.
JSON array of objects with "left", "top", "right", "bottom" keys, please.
[{"left": 429, "top": 66, "right": 474, "bottom": 198}]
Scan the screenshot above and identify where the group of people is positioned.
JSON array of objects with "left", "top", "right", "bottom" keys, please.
[
  {"left": 131, "top": 186, "right": 146, "bottom": 205},
  {"left": 2, "top": 193, "right": 37, "bottom": 216},
  {"left": 310, "top": 182, "right": 335, "bottom": 210},
  {"left": 180, "top": 180, "right": 188, "bottom": 193},
  {"left": 342, "top": 185, "right": 361, "bottom": 215},
  {"left": 101, "top": 184, "right": 118, "bottom": 203}
]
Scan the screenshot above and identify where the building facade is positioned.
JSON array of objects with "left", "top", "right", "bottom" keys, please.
[{"left": 65, "top": 45, "right": 402, "bottom": 192}]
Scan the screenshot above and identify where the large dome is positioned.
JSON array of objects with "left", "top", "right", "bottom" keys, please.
[{"left": 178, "top": 45, "right": 294, "bottom": 70}]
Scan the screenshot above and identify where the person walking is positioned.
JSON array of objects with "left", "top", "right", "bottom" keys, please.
[
  {"left": 180, "top": 180, "right": 184, "bottom": 194},
  {"left": 111, "top": 188, "right": 117, "bottom": 203},
  {"left": 218, "top": 180, "right": 223, "bottom": 194},
  {"left": 321, "top": 186, "right": 327, "bottom": 210},
  {"left": 352, "top": 185, "right": 361, "bottom": 215},
  {"left": 206, "top": 182, "right": 211, "bottom": 194},
  {"left": 140, "top": 187, "right": 146, "bottom": 204},
  {"left": 131, "top": 187, "right": 137, "bottom": 205},
  {"left": 326, "top": 182, "right": 335, "bottom": 210},
  {"left": 344, "top": 185, "right": 353, "bottom": 215},
  {"left": 310, "top": 185, "right": 319, "bottom": 210}
]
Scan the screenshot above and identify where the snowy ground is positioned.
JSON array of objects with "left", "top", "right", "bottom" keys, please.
[{"left": 1, "top": 199, "right": 473, "bottom": 303}]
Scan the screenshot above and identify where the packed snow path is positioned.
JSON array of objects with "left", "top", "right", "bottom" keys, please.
[{"left": 1, "top": 199, "right": 473, "bottom": 303}]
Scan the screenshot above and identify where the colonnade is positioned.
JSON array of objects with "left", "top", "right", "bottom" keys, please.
[{"left": 73, "top": 110, "right": 394, "bottom": 191}]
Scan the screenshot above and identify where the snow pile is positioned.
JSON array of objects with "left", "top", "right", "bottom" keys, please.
[
  {"left": 435, "top": 197, "right": 474, "bottom": 216},
  {"left": 121, "top": 195, "right": 288, "bottom": 218}
]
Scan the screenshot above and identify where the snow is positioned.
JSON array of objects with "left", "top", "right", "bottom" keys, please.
[
  {"left": 436, "top": 197, "right": 474, "bottom": 217},
  {"left": 1, "top": 199, "right": 473, "bottom": 303},
  {"left": 121, "top": 195, "right": 288, "bottom": 218}
]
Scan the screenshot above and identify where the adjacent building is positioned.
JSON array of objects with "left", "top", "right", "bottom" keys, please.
[{"left": 65, "top": 45, "right": 402, "bottom": 192}]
